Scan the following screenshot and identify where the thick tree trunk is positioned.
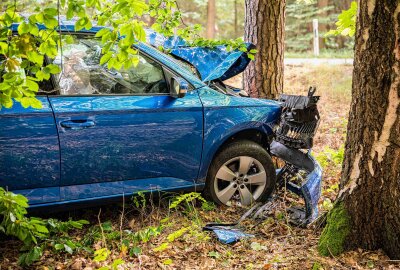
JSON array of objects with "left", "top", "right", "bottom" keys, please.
[
  {"left": 206, "top": 0, "right": 216, "bottom": 39},
  {"left": 244, "top": 0, "right": 285, "bottom": 98},
  {"left": 319, "top": 0, "right": 400, "bottom": 259}
]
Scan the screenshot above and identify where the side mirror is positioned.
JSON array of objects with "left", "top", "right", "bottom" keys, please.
[{"left": 171, "top": 77, "right": 188, "bottom": 98}]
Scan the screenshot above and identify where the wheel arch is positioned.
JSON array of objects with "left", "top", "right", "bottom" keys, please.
[{"left": 199, "top": 127, "right": 274, "bottom": 182}]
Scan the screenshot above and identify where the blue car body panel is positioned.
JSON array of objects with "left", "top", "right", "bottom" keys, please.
[
  {"left": 0, "top": 97, "right": 61, "bottom": 203},
  {"left": 301, "top": 154, "right": 323, "bottom": 222},
  {"left": 48, "top": 91, "right": 203, "bottom": 201},
  {"left": 197, "top": 88, "right": 282, "bottom": 180}
]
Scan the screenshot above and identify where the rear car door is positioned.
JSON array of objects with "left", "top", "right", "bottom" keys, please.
[
  {"left": 49, "top": 35, "right": 203, "bottom": 201},
  {"left": 0, "top": 80, "right": 60, "bottom": 204}
]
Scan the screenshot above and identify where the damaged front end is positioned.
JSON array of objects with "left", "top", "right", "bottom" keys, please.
[
  {"left": 270, "top": 87, "right": 322, "bottom": 226},
  {"left": 204, "top": 88, "right": 323, "bottom": 245}
]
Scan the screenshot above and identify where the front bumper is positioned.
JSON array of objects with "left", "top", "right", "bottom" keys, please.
[{"left": 270, "top": 141, "right": 322, "bottom": 225}]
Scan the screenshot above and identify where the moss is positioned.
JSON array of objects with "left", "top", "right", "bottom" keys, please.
[{"left": 318, "top": 202, "right": 351, "bottom": 256}]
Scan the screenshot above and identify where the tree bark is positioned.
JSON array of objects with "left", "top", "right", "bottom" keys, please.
[
  {"left": 234, "top": 0, "right": 238, "bottom": 38},
  {"left": 244, "top": 0, "right": 285, "bottom": 99},
  {"left": 318, "top": 0, "right": 329, "bottom": 49},
  {"left": 206, "top": 0, "right": 216, "bottom": 39},
  {"left": 320, "top": 0, "right": 400, "bottom": 259}
]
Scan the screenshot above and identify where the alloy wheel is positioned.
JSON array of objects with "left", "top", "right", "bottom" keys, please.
[{"left": 214, "top": 156, "right": 267, "bottom": 206}]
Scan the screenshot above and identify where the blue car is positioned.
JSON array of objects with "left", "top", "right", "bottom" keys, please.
[{"left": 1, "top": 23, "right": 321, "bottom": 223}]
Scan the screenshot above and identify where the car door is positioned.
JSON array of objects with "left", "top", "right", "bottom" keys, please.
[
  {"left": 0, "top": 89, "right": 60, "bottom": 204},
  {"left": 49, "top": 35, "right": 203, "bottom": 201}
]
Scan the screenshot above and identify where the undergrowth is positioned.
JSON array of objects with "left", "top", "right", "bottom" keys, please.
[
  {"left": 0, "top": 187, "right": 89, "bottom": 266},
  {"left": 0, "top": 190, "right": 213, "bottom": 267}
]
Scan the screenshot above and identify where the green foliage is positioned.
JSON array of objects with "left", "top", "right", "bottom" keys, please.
[
  {"left": 126, "top": 225, "right": 162, "bottom": 243},
  {"left": 0, "top": 188, "right": 89, "bottom": 266},
  {"left": 250, "top": 241, "right": 267, "bottom": 251},
  {"left": 208, "top": 251, "right": 221, "bottom": 259},
  {"left": 322, "top": 198, "right": 333, "bottom": 211},
  {"left": 166, "top": 226, "right": 189, "bottom": 242},
  {"left": 163, "top": 258, "right": 173, "bottom": 265},
  {"left": 0, "top": 0, "right": 254, "bottom": 110},
  {"left": 153, "top": 242, "right": 169, "bottom": 252},
  {"left": 312, "top": 262, "right": 324, "bottom": 270},
  {"left": 318, "top": 202, "right": 351, "bottom": 256},
  {"left": 316, "top": 145, "right": 344, "bottom": 168},
  {"left": 326, "top": 2, "right": 357, "bottom": 37},
  {"left": 169, "top": 192, "right": 206, "bottom": 209},
  {"left": 132, "top": 191, "right": 146, "bottom": 209},
  {"left": 200, "top": 200, "right": 216, "bottom": 211},
  {"left": 94, "top": 247, "right": 111, "bottom": 262}
]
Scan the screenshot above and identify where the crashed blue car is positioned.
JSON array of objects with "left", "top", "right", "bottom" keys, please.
[{"left": 0, "top": 23, "right": 322, "bottom": 224}]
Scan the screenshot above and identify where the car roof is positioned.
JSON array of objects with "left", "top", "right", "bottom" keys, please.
[{"left": 11, "top": 21, "right": 206, "bottom": 89}]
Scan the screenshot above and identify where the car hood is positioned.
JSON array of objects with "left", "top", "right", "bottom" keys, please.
[{"left": 146, "top": 30, "right": 254, "bottom": 82}]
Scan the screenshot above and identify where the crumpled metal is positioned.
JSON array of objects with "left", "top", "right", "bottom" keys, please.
[
  {"left": 203, "top": 225, "right": 254, "bottom": 244},
  {"left": 145, "top": 29, "right": 254, "bottom": 82}
]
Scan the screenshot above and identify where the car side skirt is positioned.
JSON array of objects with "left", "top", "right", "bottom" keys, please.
[{"left": 13, "top": 177, "right": 205, "bottom": 208}]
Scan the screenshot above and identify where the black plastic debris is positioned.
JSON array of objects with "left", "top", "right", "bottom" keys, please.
[{"left": 274, "top": 86, "right": 320, "bottom": 149}]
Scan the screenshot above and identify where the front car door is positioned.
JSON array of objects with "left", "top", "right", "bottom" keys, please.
[
  {"left": 49, "top": 34, "right": 203, "bottom": 201},
  {"left": 0, "top": 82, "right": 60, "bottom": 204}
]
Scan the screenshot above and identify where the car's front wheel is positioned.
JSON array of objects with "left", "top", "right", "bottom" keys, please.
[{"left": 204, "top": 140, "right": 276, "bottom": 206}]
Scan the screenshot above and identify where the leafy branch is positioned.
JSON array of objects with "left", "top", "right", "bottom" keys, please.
[{"left": 325, "top": 1, "right": 357, "bottom": 37}]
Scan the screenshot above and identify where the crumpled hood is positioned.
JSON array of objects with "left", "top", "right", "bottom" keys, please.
[{"left": 146, "top": 30, "right": 254, "bottom": 82}]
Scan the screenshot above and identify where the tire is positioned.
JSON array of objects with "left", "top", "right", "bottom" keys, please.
[{"left": 204, "top": 140, "right": 276, "bottom": 206}]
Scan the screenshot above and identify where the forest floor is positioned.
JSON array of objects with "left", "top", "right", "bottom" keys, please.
[{"left": 1, "top": 64, "right": 398, "bottom": 270}]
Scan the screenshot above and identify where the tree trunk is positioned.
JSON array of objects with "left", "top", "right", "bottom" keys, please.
[
  {"left": 318, "top": 0, "right": 329, "bottom": 49},
  {"left": 244, "top": 0, "right": 285, "bottom": 99},
  {"left": 206, "top": 0, "right": 216, "bottom": 39},
  {"left": 319, "top": 0, "right": 400, "bottom": 259},
  {"left": 234, "top": 0, "right": 238, "bottom": 38}
]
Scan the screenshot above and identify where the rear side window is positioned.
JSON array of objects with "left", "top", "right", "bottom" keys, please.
[{"left": 54, "top": 36, "right": 169, "bottom": 95}]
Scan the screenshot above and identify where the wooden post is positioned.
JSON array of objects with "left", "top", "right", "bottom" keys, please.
[{"left": 313, "top": 19, "right": 319, "bottom": 57}]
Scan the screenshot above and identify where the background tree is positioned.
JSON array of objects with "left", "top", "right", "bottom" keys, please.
[
  {"left": 243, "top": 0, "right": 286, "bottom": 98},
  {"left": 319, "top": 0, "right": 400, "bottom": 258},
  {"left": 206, "top": 0, "right": 216, "bottom": 38}
]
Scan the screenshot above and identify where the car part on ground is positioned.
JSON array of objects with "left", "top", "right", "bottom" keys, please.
[
  {"left": 204, "top": 140, "right": 276, "bottom": 206},
  {"left": 203, "top": 224, "right": 254, "bottom": 244}
]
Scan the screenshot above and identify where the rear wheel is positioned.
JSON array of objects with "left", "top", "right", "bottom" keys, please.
[{"left": 204, "top": 140, "right": 276, "bottom": 206}]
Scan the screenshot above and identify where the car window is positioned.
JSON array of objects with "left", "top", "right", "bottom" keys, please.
[{"left": 54, "top": 36, "right": 169, "bottom": 95}]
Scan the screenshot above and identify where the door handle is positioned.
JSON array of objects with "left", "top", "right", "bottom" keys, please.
[{"left": 60, "top": 119, "right": 95, "bottom": 129}]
